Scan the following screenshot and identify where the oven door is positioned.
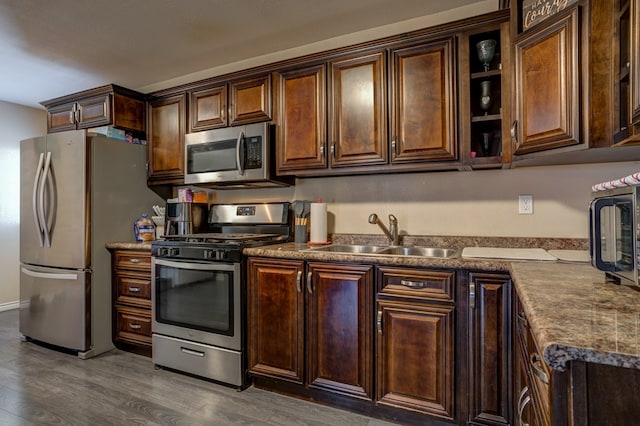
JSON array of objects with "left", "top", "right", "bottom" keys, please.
[
  {"left": 151, "top": 258, "right": 241, "bottom": 350},
  {"left": 589, "top": 194, "right": 637, "bottom": 284}
]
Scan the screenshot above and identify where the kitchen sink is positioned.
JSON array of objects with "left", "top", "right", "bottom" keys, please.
[
  {"left": 376, "top": 246, "right": 459, "bottom": 258},
  {"left": 306, "top": 244, "right": 459, "bottom": 258},
  {"left": 307, "top": 244, "right": 388, "bottom": 254}
]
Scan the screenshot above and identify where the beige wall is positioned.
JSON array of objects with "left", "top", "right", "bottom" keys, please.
[
  {"left": 206, "top": 161, "right": 640, "bottom": 239},
  {"left": 0, "top": 101, "right": 46, "bottom": 310}
]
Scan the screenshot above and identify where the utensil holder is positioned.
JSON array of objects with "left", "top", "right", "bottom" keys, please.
[{"left": 295, "top": 225, "right": 308, "bottom": 243}]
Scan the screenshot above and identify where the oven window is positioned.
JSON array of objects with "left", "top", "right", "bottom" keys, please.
[
  {"left": 155, "top": 263, "right": 234, "bottom": 335},
  {"left": 187, "top": 139, "right": 237, "bottom": 174}
]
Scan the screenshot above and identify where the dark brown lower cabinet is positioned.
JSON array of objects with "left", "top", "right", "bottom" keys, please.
[
  {"left": 468, "top": 272, "right": 512, "bottom": 425},
  {"left": 376, "top": 299, "right": 455, "bottom": 420},
  {"left": 248, "top": 258, "right": 374, "bottom": 400},
  {"left": 247, "top": 258, "right": 305, "bottom": 384}
]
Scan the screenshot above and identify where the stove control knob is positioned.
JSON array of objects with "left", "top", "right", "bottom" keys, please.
[
  {"left": 169, "top": 248, "right": 180, "bottom": 256},
  {"left": 218, "top": 250, "right": 228, "bottom": 260},
  {"left": 204, "top": 250, "right": 216, "bottom": 260}
]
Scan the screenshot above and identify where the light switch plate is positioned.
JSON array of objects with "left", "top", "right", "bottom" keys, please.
[{"left": 519, "top": 195, "right": 533, "bottom": 214}]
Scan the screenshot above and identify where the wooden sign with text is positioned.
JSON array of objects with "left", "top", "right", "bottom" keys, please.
[{"left": 522, "top": 0, "right": 578, "bottom": 30}]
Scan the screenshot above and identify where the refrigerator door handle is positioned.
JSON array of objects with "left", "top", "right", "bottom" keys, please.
[
  {"left": 38, "top": 151, "right": 52, "bottom": 247},
  {"left": 21, "top": 267, "right": 78, "bottom": 281},
  {"left": 31, "top": 152, "right": 45, "bottom": 247}
]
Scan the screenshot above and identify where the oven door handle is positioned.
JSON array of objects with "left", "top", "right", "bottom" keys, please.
[{"left": 154, "top": 258, "right": 237, "bottom": 271}]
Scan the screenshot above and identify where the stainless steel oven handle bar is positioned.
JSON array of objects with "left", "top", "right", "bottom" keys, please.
[{"left": 154, "top": 258, "right": 237, "bottom": 271}]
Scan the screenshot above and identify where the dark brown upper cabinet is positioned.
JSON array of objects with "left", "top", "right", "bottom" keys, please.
[
  {"left": 187, "top": 74, "right": 271, "bottom": 133},
  {"left": 389, "top": 36, "right": 457, "bottom": 164},
  {"left": 275, "top": 64, "right": 327, "bottom": 173},
  {"left": 328, "top": 51, "right": 388, "bottom": 168},
  {"left": 189, "top": 84, "right": 227, "bottom": 131},
  {"left": 41, "top": 84, "right": 146, "bottom": 134},
  {"left": 146, "top": 94, "right": 186, "bottom": 184},
  {"left": 511, "top": 7, "right": 582, "bottom": 156}
]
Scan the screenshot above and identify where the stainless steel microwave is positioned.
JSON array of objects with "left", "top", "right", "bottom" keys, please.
[
  {"left": 184, "top": 123, "right": 293, "bottom": 188},
  {"left": 589, "top": 185, "right": 640, "bottom": 287}
]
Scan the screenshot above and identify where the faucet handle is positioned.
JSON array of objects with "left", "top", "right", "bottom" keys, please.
[{"left": 388, "top": 214, "right": 398, "bottom": 224}]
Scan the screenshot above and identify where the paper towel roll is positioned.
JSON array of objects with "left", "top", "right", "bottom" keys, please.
[{"left": 310, "top": 202, "right": 327, "bottom": 243}]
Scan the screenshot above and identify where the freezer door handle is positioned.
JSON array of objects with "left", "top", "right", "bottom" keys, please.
[
  {"left": 38, "top": 151, "right": 53, "bottom": 247},
  {"left": 31, "top": 152, "right": 45, "bottom": 247},
  {"left": 21, "top": 267, "right": 78, "bottom": 281}
]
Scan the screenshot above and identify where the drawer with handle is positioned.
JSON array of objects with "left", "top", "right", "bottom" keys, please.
[
  {"left": 114, "top": 250, "right": 151, "bottom": 272},
  {"left": 115, "top": 306, "right": 152, "bottom": 338},
  {"left": 377, "top": 266, "right": 455, "bottom": 302},
  {"left": 116, "top": 275, "right": 151, "bottom": 307}
]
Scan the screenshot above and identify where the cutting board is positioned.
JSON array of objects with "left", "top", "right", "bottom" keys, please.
[
  {"left": 547, "top": 249, "right": 590, "bottom": 263},
  {"left": 461, "top": 247, "right": 557, "bottom": 261}
]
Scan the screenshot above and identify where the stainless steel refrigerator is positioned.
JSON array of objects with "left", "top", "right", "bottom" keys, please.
[{"left": 19, "top": 129, "right": 163, "bottom": 358}]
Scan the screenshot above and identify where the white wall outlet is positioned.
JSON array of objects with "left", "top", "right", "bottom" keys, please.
[{"left": 519, "top": 194, "right": 533, "bottom": 215}]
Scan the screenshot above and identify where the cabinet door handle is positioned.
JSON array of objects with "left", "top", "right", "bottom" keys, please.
[
  {"left": 128, "top": 286, "right": 141, "bottom": 293},
  {"left": 400, "top": 279, "right": 426, "bottom": 289},
  {"left": 69, "top": 110, "right": 75, "bottom": 125},
  {"left": 469, "top": 282, "right": 476, "bottom": 309},
  {"left": 530, "top": 354, "right": 550, "bottom": 384},
  {"left": 129, "top": 258, "right": 141, "bottom": 264},
  {"left": 319, "top": 143, "right": 324, "bottom": 157},
  {"left": 306, "top": 271, "right": 313, "bottom": 294},
  {"left": 74, "top": 106, "right": 80, "bottom": 124},
  {"left": 511, "top": 120, "right": 519, "bottom": 147},
  {"left": 391, "top": 138, "right": 398, "bottom": 156},
  {"left": 330, "top": 142, "right": 336, "bottom": 158},
  {"left": 295, "top": 271, "right": 302, "bottom": 293},
  {"left": 376, "top": 309, "right": 383, "bottom": 335},
  {"left": 129, "top": 323, "right": 142, "bottom": 330},
  {"left": 518, "top": 311, "right": 528, "bottom": 330}
]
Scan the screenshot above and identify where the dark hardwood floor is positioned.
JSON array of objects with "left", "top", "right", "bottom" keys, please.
[{"left": 0, "top": 309, "right": 396, "bottom": 425}]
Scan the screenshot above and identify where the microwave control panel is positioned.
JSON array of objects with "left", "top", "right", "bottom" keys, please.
[{"left": 245, "top": 136, "right": 262, "bottom": 169}]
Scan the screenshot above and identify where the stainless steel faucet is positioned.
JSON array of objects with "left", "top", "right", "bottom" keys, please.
[{"left": 368, "top": 213, "right": 398, "bottom": 245}]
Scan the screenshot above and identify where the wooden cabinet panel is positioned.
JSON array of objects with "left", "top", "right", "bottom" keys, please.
[
  {"left": 468, "top": 272, "right": 511, "bottom": 425},
  {"left": 377, "top": 266, "right": 455, "bottom": 302},
  {"left": 306, "top": 262, "right": 373, "bottom": 400},
  {"left": 513, "top": 9, "right": 580, "bottom": 155},
  {"left": 47, "top": 102, "right": 77, "bottom": 133},
  {"left": 147, "top": 94, "right": 186, "bottom": 183},
  {"left": 114, "top": 250, "right": 152, "bottom": 271},
  {"left": 632, "top": 0, "right": 640, "bottom": 126},
  {"left": 189, "top": 85, "right": 227, "bottom": 131},
  {"left": 112, "top": 92, "right": 145, "bottom": 133},
  {"left": 376, "top": 299, "right": 455, "bottom": 419},
  {"left": 329, "top": 52, "right": 387, "bottom": 167},
  {"left": 111, "top": 249, "right": 152, "bottom": 356},
  {"left": 247, "top": 258, "right": 305, "bottom": 384},
  {"left": 42, "top": 85, "right": 145, "bottom": 134},
  {"left": 229, "top": 75, "right": 272, "bottom": 126},
  {"left": 76, "top": 94, "right": 110, "bottom": 128},
  {"left": 276, "top": 64, "right": 327, "bottom": 172},
  {"left": 389, "top": 37, "right": 457, "bottom": 163}
]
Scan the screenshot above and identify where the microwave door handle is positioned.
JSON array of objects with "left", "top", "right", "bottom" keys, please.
[
  {"left": 591, "top": 198, "right": 617, "bottom": 272},
  {"left": 236, "top": 130, "right": 245, "bottom": 176}
]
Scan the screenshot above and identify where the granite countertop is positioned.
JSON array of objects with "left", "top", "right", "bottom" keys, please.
[
  {"left": 244, "top": 241, "right": 640, "bottom": 373},
  {"left": 105, "top": 241, "right": 153, "bottom": 250}
]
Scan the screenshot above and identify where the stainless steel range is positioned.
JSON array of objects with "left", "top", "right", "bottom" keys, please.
[{"left": 151, "top": 202, "right": 290, "bottom": 389}]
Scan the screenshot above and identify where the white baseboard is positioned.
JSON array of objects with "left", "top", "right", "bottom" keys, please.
[{"left": 0, "top": 301, "right": 19, "bottom": 312}]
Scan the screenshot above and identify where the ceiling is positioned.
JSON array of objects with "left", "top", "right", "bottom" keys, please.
[{"left": 0, "top": 0, "right": 490, "bottom": 109}]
